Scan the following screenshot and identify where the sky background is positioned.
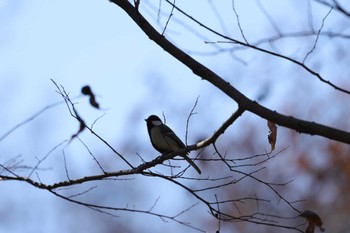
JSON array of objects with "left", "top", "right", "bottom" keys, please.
[
  {"left": 1, "top": 0, "right": 349, "bottom": 233},
  {"left": 1, "top": 1, "right": 229, "bottom": 232}
]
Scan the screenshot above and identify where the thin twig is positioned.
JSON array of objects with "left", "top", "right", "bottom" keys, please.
[
  {"left": 51, "top": 79, "right": 134, "bottom": 169},
  {"left": 162, "top": 0, "right": 176, "bottom": 35},
  {"left": 163, "top": 0, "right": 350, "bottom": 95},
  {"left": 62, "top": 149, "right": 71, "bottom": 180},
  {"left": 28, "top": 140, "right": 67, "bottom": 178},
  {"left": 0, "top": 100, "right": 67, "bottom": 142},
  {"left": 232, "top": 0, "right": 249, "bottom": 44},
  {"left": 303, "top": 7, "right": 333, "bottom": 63},
  {"left": 110, "top": 0, "right": 350, "bottom": 144},
  {"left": 256, "top": 0, "right": 281, "bottom": 34},
  {"left": 77, "top": 137, "right": 107, "bottom": 174},
  {"left": 185, "top": 96, "right": 200, "bottom": 145}
]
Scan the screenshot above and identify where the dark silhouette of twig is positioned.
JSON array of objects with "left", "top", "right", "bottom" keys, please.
[
  {"left": 162, "top": 0, "right": 175, "bottom": 35},
  {"left": 232, "top": 0, "right": 249, "bottom": 44},
  {"left": 110, "top": 0, "right": 350, "bottom": 144},
  {"left": 303, "top": 7, "right": 333, "bottom": 63},
  {"left": 163, "top": 0, "right": 350, "bottom": 95},
  {"left": 28, "top": 140, "right": 67, "bottom": 178},
  {"left": 51, "top": 79, "right": 134, "bottom": 169},
  {"left": 0, "top": 100, "right": 65, "bottom": 142},
  {"left": 185, "top": 96, "right": 199, "bottom": 145}
]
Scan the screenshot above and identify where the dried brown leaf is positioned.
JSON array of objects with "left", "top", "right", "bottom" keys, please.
[
  {"left": 267, "top": 120, "right": 277, "bottom": 152},
  {"left": 69, "top": 115, "right": 86, "bottom": 143},
  {"left": 300, "top": 210, "right": 325, "bottom": 232},
  {"left": 82, "top": 85, "right": 100, "bottom": 109}
]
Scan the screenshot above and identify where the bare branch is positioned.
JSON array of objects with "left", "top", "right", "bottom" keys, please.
[
  {"left": 110, "top": 0, "right": 350, "bottom": 144},
  {"left": 256, "top": 0, "right": 281, "bottom": 34},
  {"left": 62, "top": 149, "right": 71, "bottom": 180},
  {"left": 0, "top": 100, "right": 66, "bottom": 142},
  {"left": 196, "top": 108, "right": 245, "bottom": 148},
  {"left": 185, "top": 96, "right": 200, "bottom": 145},
  {"left": 51, "top": 79, "right": 135, "bottom": 169},
  {"left": 77, "top": 137, "right": 107, "bottom": 174},
  {"left": 162, "top": 0, "right": 176, "bottom": 35},
  {"left": 314, "top": 0, "right": 350, "bottom": 17},
  {"left": 163, "top": 0, "right": 350, "bottom": 95},
  {"left": 303, "top": 7, "right": 333, "bottom": 63},
  {"left": 66, "top": 185, "right": 98, "bottom": 199},
  {"left": 28, "top": 140, "right": 67, "bottom": 178},
  {"left": 47, "top": 188, "right": 206, "bottom": 232},
  {"left": 232, "top": 0, "right": 249, "bottom": 44}
]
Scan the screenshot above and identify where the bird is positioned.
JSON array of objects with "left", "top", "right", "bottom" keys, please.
[{"left": 145, "top": 115, "right": 201, "bottom": 174}]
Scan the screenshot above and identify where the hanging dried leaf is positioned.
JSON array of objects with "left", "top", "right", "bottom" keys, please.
[
  {"left": 300, "top": 210, "right": 325, "bottom": 232},
  {"left": 267, "top": 120, "right": 277, "bottom": 152},
  {"left": 305, "top": 224, "right": 315, "bottom": 233},
  {"left": 81, "top": 85, "right": 93, "bottom": 96},
  {"left": 82, "top": 85, "right": 100, "bottom": 109}
]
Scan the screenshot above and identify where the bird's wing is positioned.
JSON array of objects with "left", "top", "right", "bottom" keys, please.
[{"left": 160, "top": 124, "right": 186, "bottom": 148}]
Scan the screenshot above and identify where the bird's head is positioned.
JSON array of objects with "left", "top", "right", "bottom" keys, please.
[{"left": 145, "top": 115, "right": 163, "bottom": 127}]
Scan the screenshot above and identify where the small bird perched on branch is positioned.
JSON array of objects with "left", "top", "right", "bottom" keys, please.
[{"left": 145, "top": 115, "right": 201, "bottom": 174}]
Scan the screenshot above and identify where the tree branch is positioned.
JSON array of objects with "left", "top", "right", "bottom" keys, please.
[
  {"left": 109, "top": 0, "right": 350, "bottom": 144},
  {"left": 0, "top": 107, "right": 243, "bottom": 189},
  {"left": 164, "top": 0, "right": 350, "bottom": 95}
]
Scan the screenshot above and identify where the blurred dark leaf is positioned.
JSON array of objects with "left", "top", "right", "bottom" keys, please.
[
  {"left": 300, "top": 210, "right": 325, "bottom": 232},
  {"left": 82, "top": 85, "right": 100, "bottom": 109}
]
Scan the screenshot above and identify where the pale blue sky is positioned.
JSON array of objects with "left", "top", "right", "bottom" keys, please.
[{"left": 0, "top": 1, "right": 229, "bottom": 232}]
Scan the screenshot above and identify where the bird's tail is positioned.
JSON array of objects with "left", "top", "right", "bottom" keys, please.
[{"left": 183, "top": 155, "right": 201, "bottom": 174}]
